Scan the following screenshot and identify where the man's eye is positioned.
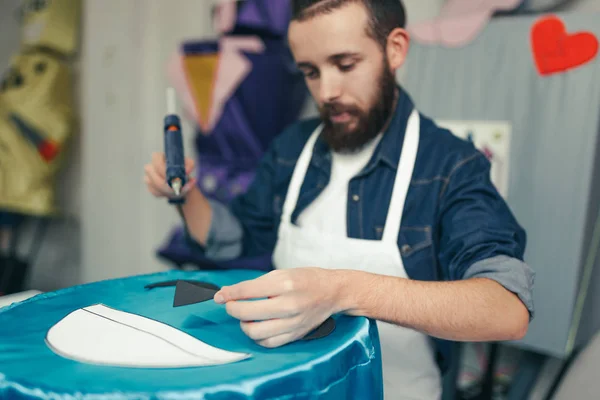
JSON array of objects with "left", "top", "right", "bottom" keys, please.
[
  {"left": 339, "top": 63, "right": 355, "bottom": 72},
  {"left": 304, "top": 70, "right": 319, "bottom": 79}
]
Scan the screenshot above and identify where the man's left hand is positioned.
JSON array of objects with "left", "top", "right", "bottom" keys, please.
[{"left": 214, "top": 268, "right": 343, "bottom": 348}]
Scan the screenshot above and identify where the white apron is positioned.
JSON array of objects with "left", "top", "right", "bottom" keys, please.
[{"left": 273, "top": 110, "right": 442, "bottom": 399}]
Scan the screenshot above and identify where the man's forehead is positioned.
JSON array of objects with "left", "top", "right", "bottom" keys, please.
[{"left": 288, "top": 2, "right": 372, "bottom": 61}]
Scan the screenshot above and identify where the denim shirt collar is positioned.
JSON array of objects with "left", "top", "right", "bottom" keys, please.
[{"left": 310, "top": 86, "right": 415, "bottom": 175}]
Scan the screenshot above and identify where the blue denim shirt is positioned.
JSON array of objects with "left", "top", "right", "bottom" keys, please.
[{"left": 194, "top": 87, "right": 535, "bottom": 372}]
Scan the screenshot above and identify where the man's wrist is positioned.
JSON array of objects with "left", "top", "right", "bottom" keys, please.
[
  {"left": 181, "top": 186, "right": 205, "bottom": 212},
  {"left": 331, "top": 270, "right": 409, "bottom": 322},
  {"left": 330, "top": 269, "right": 365, "bottom": 315},
  {"left": 181, "top": 187, "right": 212, "bottom": 245}
]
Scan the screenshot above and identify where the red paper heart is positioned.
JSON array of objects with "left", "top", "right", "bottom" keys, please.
[{"left": 531, "top": 15, "right": 599, "bottom": 76}]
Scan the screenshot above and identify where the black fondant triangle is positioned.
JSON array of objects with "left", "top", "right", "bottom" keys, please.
[{"left": 173, "top": 280, "right": 219, "bottom": 307}]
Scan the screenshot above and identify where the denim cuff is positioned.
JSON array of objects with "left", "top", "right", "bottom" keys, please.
[
  {"left": 190, "top": 198, "right": 243, "bottom": 261},
  {"left": 463, "top": 255, "right": 536, "bottom": 320}
]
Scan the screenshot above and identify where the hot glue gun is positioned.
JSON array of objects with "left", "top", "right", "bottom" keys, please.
[{"left": 163, "top": 87, "right": 186, "bottom": 204}]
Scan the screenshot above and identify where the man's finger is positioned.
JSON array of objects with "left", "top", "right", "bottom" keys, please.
[
  {"left": 257, "top": 332, "right": 298, "bottom": 348},
  {"left": 214, "top": 273, "right": 288, "bottom": 303},
  {"left": 145, "top": 176, "right": 164, "bottom": 197},
  {"left": 185, "top": 158, "right": 195, "bottom": 175},
  {"left": 225, "top": 297, "right": 297, "bottom": 321},
  {"left": 145, "top": 164, "right": 172, "bottom": 196},
  {"left": 151, "top": 152, "right": 166, "bottom": 180},
  {"left": 181, "top": 178, "right": 197, "bottom": 195},
  {"left": 240, "top": 318, "right": 298, "bottom": 341}
]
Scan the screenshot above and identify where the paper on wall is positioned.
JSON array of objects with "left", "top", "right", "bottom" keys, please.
[
  {"left": 46, "top": 304, "right": 250, "bottom": 368},
  {"left": 437, "top": 120, "right": 512, "bottom": 198}
]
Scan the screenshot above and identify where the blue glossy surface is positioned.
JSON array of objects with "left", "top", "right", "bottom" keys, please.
[{"left": 0, "top": 269, "right": 382, "bottom": 399}]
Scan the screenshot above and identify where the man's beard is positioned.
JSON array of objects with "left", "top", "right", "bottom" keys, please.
[{"left": 319, "top": 64, "right": 397, "bottom": 153}]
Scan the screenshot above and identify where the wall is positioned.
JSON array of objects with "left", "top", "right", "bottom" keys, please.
[
  {"left": 552, "top": 0, "right": 600, "bottom": 11},
  {"left": 81, "top": 0, "right": 216, "bottom": 283},
  {"left": 403, "top": 0, "right": 446, "bottom": 24},
  {"left": 402, "top": 0, "right": 600, "bottom": 17}
]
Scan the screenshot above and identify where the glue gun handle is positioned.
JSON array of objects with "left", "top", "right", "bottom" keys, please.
[{"left": 164, "top": 114, "right": 187, "bottom": 204}]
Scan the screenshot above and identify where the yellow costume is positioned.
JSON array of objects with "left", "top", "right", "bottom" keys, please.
[
  {"left": 19, "top": 0, "right": 81, "bottom": 57},
  {"left": 0, "top": 52, "right": 75, "bottom": 216},
  {"left": 0, "top": 0, "right": 80, "bottom": 217}
]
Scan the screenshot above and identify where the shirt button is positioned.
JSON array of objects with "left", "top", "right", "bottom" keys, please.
[{"left": 352, "top": 194, "right": 360, "bottom": 202}]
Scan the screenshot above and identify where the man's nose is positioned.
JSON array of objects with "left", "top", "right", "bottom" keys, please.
[{"left": 318, "top": 73, "right": 342, "bottom": 103}]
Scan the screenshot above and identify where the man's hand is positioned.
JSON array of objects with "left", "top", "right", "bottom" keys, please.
[
  {"left": 214, "top": 268, "right": 343, "bottom": 348},
  {"left": 144, "top": 152, "right": 213, "bottom": 245},
  {"left": 144, "top": 152, "right": 196, "bottom": 199}
]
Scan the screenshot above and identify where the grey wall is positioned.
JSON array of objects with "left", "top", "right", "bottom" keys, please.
[
  {"left": 402, "top": 12, "right": 600, "bottom": 358},
  {"left": 574, "top": 114, "right": 600, "bottom": 350}
]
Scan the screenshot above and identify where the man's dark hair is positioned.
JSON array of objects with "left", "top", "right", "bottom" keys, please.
[{"left": 291, "top": 0, "right": 406, "bottom": 50}]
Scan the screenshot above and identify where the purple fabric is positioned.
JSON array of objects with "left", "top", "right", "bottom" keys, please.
[
  {"left": 238, "top": 1, "right": 262, "bottom": 26},
  {"left": 157, "top": 1, "right": 306, "bottom": 270},
  {"left": 233, "top": 0, "right": 292, "bottom": 37},
  {"left": 187, "top": 38, "right": 306, "bottom": 203},
  {"left": 157, "top": 226, "right": 274, "bottom": 272}
]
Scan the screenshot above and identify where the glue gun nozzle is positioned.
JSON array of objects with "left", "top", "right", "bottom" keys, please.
[{"left": 171, "top": 178, "right": 182, "bottom": 197}]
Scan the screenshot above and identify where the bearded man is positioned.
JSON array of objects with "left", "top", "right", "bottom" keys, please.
[{"left": 144, "top": 1, "right": 534, "bottom": 398}]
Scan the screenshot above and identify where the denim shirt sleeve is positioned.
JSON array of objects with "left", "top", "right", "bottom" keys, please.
[
  {"left": 179, "top": 197, "right": 243, "bottom": 260},
  {"left": 437, "top": 152, "right": 535, "bottom": 317},
  {"left": 204, "top": 199, "right": 244, "bottom": 260},
  {"left": 188, "top": 134, "right": 290, "bottom": 262},
  {"left": 185, "top": 152, "right": 279, "bottom": 261}
]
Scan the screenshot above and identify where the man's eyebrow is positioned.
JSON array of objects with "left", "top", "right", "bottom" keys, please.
[
  {"left": 296, "top": 62, "right": 314, "bottom": 70},
  {"left": 296, "top": 53, "right": 361, "bottom": 70},
  {"left": 328, "top": 52, "right": 361, "bottom": 63}
]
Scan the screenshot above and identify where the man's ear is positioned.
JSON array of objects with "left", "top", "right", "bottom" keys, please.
[{"left": 386, "top": 28, "right": 410, "bottom": 70}]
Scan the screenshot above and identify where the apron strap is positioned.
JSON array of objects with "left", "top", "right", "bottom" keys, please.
[
  {"left": 382, "top": 109, "right": 420, "bottom": 244},
  {"left": 280, "top": 125, "right": 323, "bottom": 224}
]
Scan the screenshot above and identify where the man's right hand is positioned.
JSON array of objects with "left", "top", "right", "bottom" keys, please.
[
  {"left": 144, "top": 152, "right": 212, "bottom": 246},
  {"left": 144, "top": 152, "right": 197, "bottom": 199}
]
